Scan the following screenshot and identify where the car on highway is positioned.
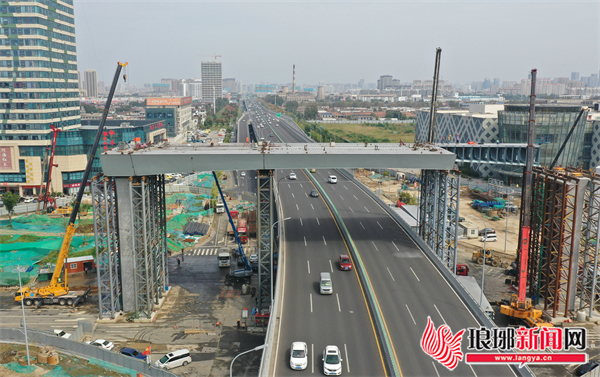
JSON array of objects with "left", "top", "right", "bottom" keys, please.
[
  {"left": 86, "top": 339, "right": 114, "bottom": 351},
  {"left": 289, "top": 341, "right": 308, "bottom": 370},
  {"left": 269, "top": 133, "right": 273, "bottom": 137},
  {"left": 322, "top": 345, "right": 342, "bottom": 375},
  {"left": 54, "top": 329, "right": 71, "bottom": 339},
  {"left": 328, "top": 175, "right": 338, "bottom": 184},
  {"left": 240, "top": 171, "right": 246, "bottom": 177},
  {"left": 289, "top": 172, "right": 297, "bottom": 180},
  {"left": 338, "top": 255, "right": 353, "bottom": 271},
  {"left": 310, "top": 189, "right": 319, "bottom": 197},
  {"left": 120, "top": 347, "right": 147, "bottom": 361}
]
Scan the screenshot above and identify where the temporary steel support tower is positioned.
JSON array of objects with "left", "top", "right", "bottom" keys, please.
[
  {"left": 257, "top": 169, "right": 274, "bottom": 312},
  {"left": 92, "top": 176, "right": 122, "bottom": 319}
]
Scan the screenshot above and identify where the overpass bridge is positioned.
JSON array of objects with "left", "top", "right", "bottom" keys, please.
[{"left": 440, "top": 143, "right": 540, "bottom": 165}]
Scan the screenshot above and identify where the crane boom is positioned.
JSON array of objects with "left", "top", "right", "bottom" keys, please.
[{"left": 37, "top": 62, "right": 128, "bottom": 297}]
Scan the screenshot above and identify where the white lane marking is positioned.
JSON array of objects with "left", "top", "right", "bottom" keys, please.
[
  {"left": 311, "top": 204, "right": 314, "bottom": 210},
  {"left": 296, "top": 204, "right": 299, "bottom": 210},
  {"left": 323, "top": 236, "right": 327, "bottom": 246},
  {"left": 392, "top": 240, "right": 399, "bottom": 251},
  {"left": 331, "top": 186, "right": 336, "bottom": 191},
  {"left": 300, "top": 183, "right": 303, "bottom": 188},
  {"left": 292, "top": 193, "right": 295, "bottom": 198},
  {"left": 371, "top": 241, "right": 379, "bottom": 251},
  {"left": 431, "top": 361, "right": 441, "bottom": 377},
  {"left": 307, "top": 260, "right": 310, "bottom": 274},
  {"left": 344, "top": 344, "right": 350, "bottom": 373},
  {"left": 336, "top": 293, "right": 341, "bottom": 312},
  {"left": 329, "top": 259, "right": 334, "bottom": 272},
  {"left": 410, "top": 267, "right": 420, "bottom": 282},
  {"left": 359, "top": 222, "right": 365, "bottom": 229},
  {"left": 311, "top": 344, "right": 314, "bottom": 374},
  {"left": 316, "top": 218, "right": 320, "bottom": 225},
  {"left": 434, "top": 304, "right": 447, "bottom": 325},
  {"left": 344, "top": 185, "right": 348, "bottom": 190},
  {"left": 387, "top": 267, "right": 395, "bottom": 281},
  {"left": 349, "top": 207, "right": 354, "bottom": 213},
  {"left": 364, "top": 206, "right": 370, "bottom": 213},
  {"left": 304, "top": 236, "right": 307, "bottom": 246},
  {"left": 353, "top": 195, "right": 358, "bottom": 200},
  {"left": 377, "top": 221, "right": 383, "bottom": 229},
  {"left": 310, "top": 294, "right": 313, "bottom": 313},
  {"left": 300, "top": 218, "right": 303, "bottom": 226},
  {"left": 339, "top": 195, "right": 344, "bottom": 201},
  {"left": 288, "top": 184, "right": 290, "bottom": 188},
  {"left": 305, "top": 193, "right": 308, "bottom": 197},
  {"left": 406, "top": 304, "right": 417, "bottom": 325},
  {"left": 281, "top": 170, "right": 284, "bottom": 174}
]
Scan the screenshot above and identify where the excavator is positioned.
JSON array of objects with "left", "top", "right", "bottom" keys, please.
[{"left": 15, "top": 62, "right": 128, "bottom": 306}]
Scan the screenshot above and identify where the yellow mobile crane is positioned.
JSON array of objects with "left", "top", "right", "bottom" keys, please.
[{"left": 15, "top": 62, "right": 128, "bottom": 307}]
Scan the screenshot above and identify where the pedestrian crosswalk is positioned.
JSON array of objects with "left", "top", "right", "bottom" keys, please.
[{"left": 186, "top": 248, "right": 219, "bottom": 256}]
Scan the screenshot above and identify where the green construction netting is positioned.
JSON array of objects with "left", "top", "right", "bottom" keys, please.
[
  {"left": 3, "top": 362, "right": 37, "bottom": 374},
  {"left": 42, "top": 365, "right": 72, "bottom": 377}
]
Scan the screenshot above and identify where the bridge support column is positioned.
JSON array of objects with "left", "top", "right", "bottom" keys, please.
[{"left": 257, "top": 169, "right": 274, "bottom": 312}]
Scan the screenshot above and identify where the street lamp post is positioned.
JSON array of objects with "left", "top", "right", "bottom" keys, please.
[
  {"left": 13, "top": 262, "right": 31, "bottom": 366},
  {"left": 230, "top": 344, "right": 267, "bottom": 377},
  {"left": 271, "top": 217, "right": 291, "bottom": 306},
  {"left": 468, "top": 215, "right": 487, "bottom": 308}
]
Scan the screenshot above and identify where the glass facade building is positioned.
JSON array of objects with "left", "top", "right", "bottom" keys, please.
[{"left": 0, "top": 0, "right": 84, "bottom": 195}]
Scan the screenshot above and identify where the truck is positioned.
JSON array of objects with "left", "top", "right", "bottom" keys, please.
[
  {"left": 17, "top": 287, "right": 91, "bottom": 307},
  {"left": 456, "top": 276, "right": 495, "bottom": 320},
  {"left": 215, "top": 201, "right": 225, "bottom": 214},
  {"left": 226, "top": 218, "right": 248, "bottom": 243},
  {"left": 218, "top": 249, "right": 231, "bottom": 267}
]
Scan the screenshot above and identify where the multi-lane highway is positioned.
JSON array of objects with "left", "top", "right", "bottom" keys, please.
[{"left": 241, "top": 99, "right": 518, "bottom": 376}]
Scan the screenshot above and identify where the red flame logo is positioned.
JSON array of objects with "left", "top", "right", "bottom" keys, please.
[{"left": 420, "top": 317, "right": 465, "bottom": 370}]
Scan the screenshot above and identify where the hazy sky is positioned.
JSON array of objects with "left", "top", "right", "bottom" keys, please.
[{"left": 73, "top": 0, "right": 600, "bottom": 87}]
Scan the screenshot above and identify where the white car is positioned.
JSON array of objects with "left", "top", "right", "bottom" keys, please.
[
  {"left": 289, "top": 172, "right": 297, "bottom": 180},
  {"left": 240, "top": 171, "right": 246, "bottom": 177},
  {"left": 290, "top": 342, "right": 308, "bottom": 370},
  {"left": 322, "top": 345, "right": 342, "bottom": 375},
  {"left": 328, "top": 175, "right": 338, "bottom": 184},
  {"left": 54, "top": 329, "right": 72, "bottom": 339},
  {"left": 86, "top": 339, "right": 114, "bottom": 351}
]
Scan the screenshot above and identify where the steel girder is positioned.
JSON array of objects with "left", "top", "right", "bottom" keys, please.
[
  {"left": 92, "top": 177, "right": 121, "bottom": 319},
  {"left": 257, "top": 170, "right": 273, "bottom": 312}
]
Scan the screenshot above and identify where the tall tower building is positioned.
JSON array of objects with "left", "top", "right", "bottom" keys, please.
[
  {"left": 0, "top": 0, "right": 85, "bottom": 196},
  {"left": 201, "top": 61, "right": 222, "bottom": 105},
  {"left": 84, "top": 70, "right": 98, "bottom": 98},
  {"left": 571, "top": 72, "right": 580, "bottom": 81}
]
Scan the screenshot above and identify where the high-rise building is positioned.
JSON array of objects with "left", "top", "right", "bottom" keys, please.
[
  {"left": 84, "top": 70, "right": 98, "bottom": 98},
  {"left": 378, "top": 75, "right": 393, "bottom": 91},
  {"left": 97, "top": 81, "right": 106, "bottom": 94},
  {"left": 201, "top": 61, "right": 222, "bottom": 104},
  {"left": 571, "top": 72, "right": 580, "bottom": 81},
  {"left": 0, "top": 0, "right": 86, "bottom": 196},
  {"left": 358, "top": 79, "right": 365, "bottom": 89},
  {"left": 223, "top": 78, "right": 236, "bottom": 94}
]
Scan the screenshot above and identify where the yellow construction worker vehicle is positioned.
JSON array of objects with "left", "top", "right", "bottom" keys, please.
[
  {"left": 472, "top": 249, "right": 502, "bottom": 267},
  {"left": 15, "top": 62, "right": 128, "bottom": 306}
]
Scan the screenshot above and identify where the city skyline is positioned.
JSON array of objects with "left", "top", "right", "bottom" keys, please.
[{"left": 74, "top": 1, "right": 599, "bottom": 87}]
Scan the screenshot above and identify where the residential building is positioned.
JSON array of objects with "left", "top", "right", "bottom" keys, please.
[
  {"left": 0, "top": 0, "right": 87, "bottom": 196},
  {"left": 201, "top": 61, "right": 222, "bottom": 103},
  {"left": 84, "top": 70, "right": 98, "bottom": 98},
  {"left": 145, "top": 97, "right": 193, "bottom": 137}
]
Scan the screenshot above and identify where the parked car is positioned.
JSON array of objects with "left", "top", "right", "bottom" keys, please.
[
  {"left": 480, "top": 234, "right": 498, "bottom": 242},
  {"left": 478, "top": 228, "right": 495, "bottom": 236},
  {"left": 240, "top": 171, "right": 246, "bottom": 177},
  {"left": 338, "top": 255, "right": 353, "bottom": 271},
  {"left": 154, "top": 349, "right": 192, "bottom": 369},
  {"left": 290, "top": 341, "right": 308, "bottom": 370},
  {"left": 120, "top": 347, "right": 147, "bottom": 361},
  {"left": 328, "top": 175, "right": 338, "bottom": 184},
  {"left": 54, "top": 329, "right": 71, "bottom": 339},
  {"left": 86, "top": 339, "right": 114, "bottom": 351},
  {"left": 322, "top": 345, "right": 342, "bottom": 375}
]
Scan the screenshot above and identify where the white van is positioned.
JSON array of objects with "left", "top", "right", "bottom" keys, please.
[
  {"left": 320, "top": 272, "right": 333, "bottom": 295},
  {"left": 154, "top": 349, "right": 192, "bottom": 369},
  {"left": 480, "top": 234, "right": 497, "bottom": 242}
]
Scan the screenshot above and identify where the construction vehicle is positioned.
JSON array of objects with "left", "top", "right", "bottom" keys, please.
[
  {"left": 212, "top": 172, "right": 253, "bottom": 285},
  {"left": 36, "top": 125, "right": 61, "bottom": 213},
  {"left": 15, "top": 62, "right": 128, "bottom": 307},
  {"left": 472, "top": 249, "right": 502, "bottom": 267},
  {"left": 500, "top": 69, "right": 552, "bottom": 327}
]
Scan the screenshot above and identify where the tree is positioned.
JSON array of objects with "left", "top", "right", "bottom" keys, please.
[
  {"left": 304, "top": 105, "right": 318, "bottom": 120},
  {"left": 71, "top": 200, "right": 92, "bottom": 222},
  {"left": 1, "top": 192, "right": 19, "bottom": 228},
  {"left": 285, "top": 101, "right": 299, "bottom": 114},
  {"left": 398, "top": 191, "right": 418, "bottom": 205}
]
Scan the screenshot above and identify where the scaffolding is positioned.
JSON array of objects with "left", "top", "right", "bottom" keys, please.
[
  {"left": 257, "top": 170, "right": 274, "bottom": 312},
  {"left": 92, "top": 177, "right": 121, "bottom": 319},
  {"left": 419, "top": 169, "right": 460, "bottom": 271}
]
